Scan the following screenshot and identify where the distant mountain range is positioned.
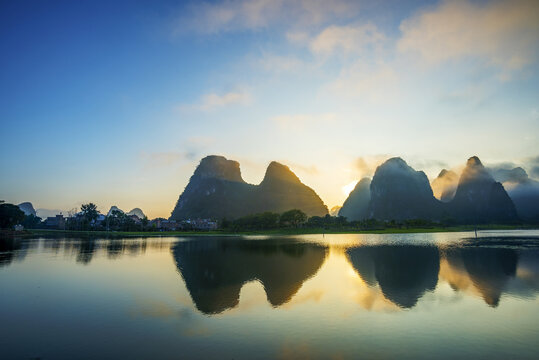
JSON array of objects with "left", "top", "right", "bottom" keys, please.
[
  {"left": 107, "top": 206, "right": 146, "bottom": 219},
  {"left": 340, "top": 156, "right": 527, "bottom": 224},
  {"left": 15, "top": 203, "right": 147, "bottom": 220},
  {"left": 170, "top": 155, "right": 328, "bottom": 221}
]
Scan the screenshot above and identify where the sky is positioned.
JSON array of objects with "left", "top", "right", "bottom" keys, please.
[{"left": 1, "top": 0, "right": 539, "bottom": 218}]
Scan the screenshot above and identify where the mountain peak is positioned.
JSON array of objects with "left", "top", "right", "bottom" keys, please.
[
  {"left": 126, "top": 208, "right": 146, "bottom": 219},
  {"left": 466, "top": 156, "right": 483, "bottom": 168},
  {"left": 194, "top": 155, "right": 244, "bottom": 183},
  {"left": 461, "top": 156, "right": 493, "bottom": 184},
  {"left": 18, "top": 202, "right": 36, "bottom": 216},
  {"left": 262, "top": 161, "right": 301, "bottom": 184},
  {"left": 107, "top": 206, "right": 124, "bottom": 216}
]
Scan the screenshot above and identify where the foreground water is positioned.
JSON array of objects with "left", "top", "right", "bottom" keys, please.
[{"left": 1, "top": 231, "right": 539, "bottom": 359}]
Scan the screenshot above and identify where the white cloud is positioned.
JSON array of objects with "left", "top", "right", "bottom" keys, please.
[
  {"left": 398, "top": 0, "right": 539, "bottom": 71},
  {"left": 257, "top": 54, "right": 308, "bottom": 73},
  {"left": 176, "top": 0, "right": 361, "bottom": 34},
  {"left": 327, "top": 61, "right": 400, "bottom": 102},
  {"left": 180, "top": 91, "right": 251, "bottom": 112},
  {"left": 270, "top": 113, "right": 337, "bottom": 130},
  {"left": 309, "top": 23, "right": 386, "bottom": 56}
]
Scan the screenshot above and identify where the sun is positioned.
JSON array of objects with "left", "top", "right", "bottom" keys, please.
[{"left": 342, "top": 181, "right": 358, "bottom": 197}]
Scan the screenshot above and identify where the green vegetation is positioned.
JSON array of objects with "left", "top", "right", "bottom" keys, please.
[{"left": 0, "top": 203, "right": 25, "bottom": 229}]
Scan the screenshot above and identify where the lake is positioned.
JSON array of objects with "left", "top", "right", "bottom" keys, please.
[{"left": 1, "top": 231, "right": 539, "bottom": 359}]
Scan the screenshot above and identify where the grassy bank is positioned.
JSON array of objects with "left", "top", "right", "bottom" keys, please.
[{"left": 2, "top": 224, "right": 533, "bottom": 238}]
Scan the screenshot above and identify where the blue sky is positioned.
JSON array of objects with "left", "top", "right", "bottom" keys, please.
[{"left": 1, "top": 0, "right": 538, "bottom": 218}]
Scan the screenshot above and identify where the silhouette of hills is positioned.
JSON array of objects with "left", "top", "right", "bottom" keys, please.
[
  {"left": 489, "top": 166, "right": 539, "bottom": 222},
  {"left": 170, "top": 155, "right": 328, "bottom": 220},
  {"left": 339, "top": 156, "right": 520, "bottom": 224},
  {"left": 338, "top": 178, "right": 371, "bottom": 221},
  {"left": 368, "top": 158, "right": 442, "bottom": 221},
  {"left": 449, "top": 157, "right": 519, "bottom": 223}
]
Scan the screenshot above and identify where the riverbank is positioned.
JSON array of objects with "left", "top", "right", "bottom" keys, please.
[{"left": 0, "top": 224, "right": 534, "bottom": 238}]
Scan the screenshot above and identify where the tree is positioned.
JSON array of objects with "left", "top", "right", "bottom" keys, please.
[
  {"left": 22, "top": 214, "right": 42, "bottom": 229},
  {"left": 81, "top": 203, "right": 98, "bottom": 224},
  {"left": 141, "top": 216, "right": 149, "bottom": 230},
  {"left": 0, "top": 203, "right": 26, "bottom": 229},
  {"left": 280, "top": 209, "right": 307, "bottom": 228}
]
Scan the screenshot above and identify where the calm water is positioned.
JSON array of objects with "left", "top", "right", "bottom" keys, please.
[{"left": 1, "top": 231, "right": 539, "bottom": 359}]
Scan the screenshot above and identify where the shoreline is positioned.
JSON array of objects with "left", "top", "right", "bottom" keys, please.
[{"left": 1, "top": 224, "right": 537, "bottom": 239}]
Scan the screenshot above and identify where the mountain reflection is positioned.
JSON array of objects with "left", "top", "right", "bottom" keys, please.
[
  {"left": 440, "top": 237, "right": 539, "bottom": 307},
  {"left": 171, "top": 238, "right": 328, "bottom": 314},
  {"left": 346, "top": 245, "right": 440, "bottom": 308}
]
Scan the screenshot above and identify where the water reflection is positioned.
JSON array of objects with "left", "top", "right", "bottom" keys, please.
[
  {"left": 440, "top": 236, "right": 539, "bottom": 307},
  {"left": 346, "top": 245, "right": 440, "bottom": 308},
  {"left": 0, "top": 238, "right": 35, "bottom": 267},
  {"left": 172, "top": 238, "right": 328, "bottom": 314},
  {"left": 0, "top": 237, "right": 172, "bottom": 267},
  {"left": 2, "top": 234, "right": 539, "bottom": 313},
  {"left": 443, "top": 247, "right": 517, "bottom": 307}
]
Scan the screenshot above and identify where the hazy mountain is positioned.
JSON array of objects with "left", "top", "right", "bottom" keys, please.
[
  {"left": 107, "top": 206, "right": 124, "bottom": 216},
  {"left": 170, "top": 155, "right": 328, "bottom": 220},
  {"left": 253, "top": 161, "right": 328, "bottom": 216},
  {"left": 339, "top": 178, "right": 371, "bottom": 221},
  {"left": 17, "top": 202, "right": 36, "bottom": 216},
  {"left": 126, "top": 208, "right": 146, "bottom": 219},
  {"left": 431, "top": 169, "right": 459, "bottom": 202},
  {"left": 329, "top": 206, "right": 342, "bottom": 217},
  {"left": 489, "top": 166, "right": 539, "bottom": 222},
  {"left": 449, "top": 156, "right": 519, "bottom": 223},
  {"left": 368, "top": 158, "right": 442, "bottom": 220}
]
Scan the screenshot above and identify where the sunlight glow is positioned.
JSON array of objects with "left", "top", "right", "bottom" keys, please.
[{"left": 342, "top": 181, "right": 358, "bottom": 197}]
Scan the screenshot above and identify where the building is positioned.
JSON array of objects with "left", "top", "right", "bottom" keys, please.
[{"left": 44, "top": 215, "right": 65, "bottom": 229}]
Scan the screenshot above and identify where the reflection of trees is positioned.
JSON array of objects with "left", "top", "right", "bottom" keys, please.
[
  {"left": 0, "top": 238, "right": 34, "bottom": 267},
  {"left": 172, "top": 238, "right": 328, "bottom": 315},
  {"left": 16, "top": 237, "right": 153, "bottom": 265},
  {"left": 76, "top": 240, "right": 96, "bottom": 264},
  {"left": 347, "top": 245, "right": 440, "bottom": 308}
]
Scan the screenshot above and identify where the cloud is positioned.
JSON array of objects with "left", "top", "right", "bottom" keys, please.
[
  {"left": 139, "top": 151, "right": 196, "bottom": 169},
  {"left": 398, "top": 0, "right": 539, "bottom": 72},
  {"left": 270, "top": 113, "right": 337, "bottom": 131},
  {"left": 355, "top": 155, "right": 389, "bottom": 178},
  {"left": 257, "top": 54, "right": 309, "bottom": 73},
  {"left": 180, "top": 91, "right": 251, "bottom": 112},
  {"left": 327, "top": 61, "right": 400, "bottom": 102},
  {"left": 176, "top": 0, "right": 361, "bottom": 34},
  {"left": 525, "top": 156, "right": 539, "bottom": 179},
  {"left": 309, "top": 23, "right": 386, "bottom": 56}
]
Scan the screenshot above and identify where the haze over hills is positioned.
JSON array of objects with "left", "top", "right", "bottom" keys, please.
[
  {"left": 170, "top": 155, "right": 328, "bottom": 221},
  {"left": 339, "top": 156, "right": 524, "bottom": 224},
  {"left": 431, "top": 170, "right": 459, "bottom": 202},
  {"left": 488, "top": 166, "right": 539, "bottom": 222},
  {"left": 339, "top": 178, "right": 371, "bottom": 221},
  {"left": 17, "top": 202, "right": 36, "bottom": 217},
  {"left": 431, "top": 159, "right": 539, "bottom": 222},
  {"left": 449, "top": 157, "right": 518, "bottom": 223}
]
